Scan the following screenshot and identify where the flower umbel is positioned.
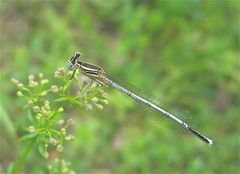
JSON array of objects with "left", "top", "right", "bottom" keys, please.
[{"left": 11, "top": 67, "right": 108, "bottom": 174}]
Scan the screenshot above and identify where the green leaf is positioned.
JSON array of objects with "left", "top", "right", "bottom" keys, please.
[
  {"left": 54, "top": 97, "right": 68, "bottom": 102},
  {"left": 38, "top": 143, "right": 45, "bottom": 157},
  {"left": 19, "top": 133, "right": 37, "bottom": 142},
  {"left": 22, "top": 87, "right": 30, "bottom": 92},
  {"left": 63, "top": 83, "right": 70, "bottom": 91},
  {"left": 0, "top": 102, "right": 17, "bottom": 140},
  {"left": 27, "top": 110, "right": 35, "bottom": 124},
  {"left": 38, "top": 143, "right": 49, "bottom": 158},
  {"left": 6, "top": 162, "right": 14, "bottom": 174},
  {"left": 20, "top": 125, "right": 29, "bottom": 132},
  {"left": 23, "top": 104, "right": 30, "bottom": 109}
]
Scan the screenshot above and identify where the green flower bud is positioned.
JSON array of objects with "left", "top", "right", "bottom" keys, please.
[
  {"left": 102, "top": 92, "right": 108, "bottom": 99},
  {"left": 29, "top": 81, "right": 38, "bottom": 88},
  {"left": 41, "top": 106, "right": 49, "bottom": 116},
  {"left": 54, "top": 72, "right": 61, "bottom": 79},
  {"left": 49, "top": 137, "right": 58, "bottom": 145},
  {"left": 58, "top": 67, "right": 65, "bottom": 73},
  {"left": 67, "top": 118, "right": 74, "bottom": 125},
  {"left": 58, "top": 107, "right": 64, "bottom": 112},
  {"left": 28, "top": 74, "right": 35, "bottom": 81},
  {"left": 91, "top": 83, "right": 97, "bottom": 88},
  {"left": 36, "top": 115, "right": 41, "bottom": 120},
  {"left": 101, "top": 99, "right": 109, "bottom": 105},
  {"left": 61, "top": 128, "right": 66, "bottom": 135},
  {"left": 43, "top": 151, "right": 49, "bottom": 159},
  {"left": 62, "top": 167, "right": 68, "bottom": 173},
  {"left": 41, "top": 91, "right": 47, "bottom": 96},
  {"left": 48, "top": 165, "right": 52, "bottom": 170},
  {"left": 37, "top": 113, "right": 42, "bottom": 117},
  {"left": 11, "top": 78, "right": 19, "bottom": 85},
  {"left": 86, "top": 104, "right": 93, "bottom": 111},
  {"left": 95, "top": 104, "right": 103, "bottom": 110},
  {"left": 41, "top": 79, "right": 49, "bottom": 85},
  {"left": 56, "top": 144, "right": 64, "bottom": 152},
  {"left": 54, "top": 68, "right": 65, "bottom": 78},
  {"left": 91, "top": 97, "right": 99, "bottom": 102},
  {"left": 28, "top": 126, "right": 35, "bottom": 133},
  {"left": 27, "top": 100, "right": 33, "bottom": 105},
  {"left": 57, "top": 119, "right": 65, "bottom": 125},
  {"left": 44, "top": 101, "right": 50, "bottom": 110},
  {"left": 33, "top": 106, "right": 40, "bottom": 112},
  {"left": 65, "top": 134, "right": 74, "bottom": 141},
  {"left": 51, "top": 85, "right": 59, "bottom": 93},
  {"left": 38, "top": 73, "right": 43, "bottom": 79},
  {"left": 17, "top": 83, "right": 23, "bottom": 88},
  {"left": 17, "top": 91, "right": 23, "bottom": 97}
]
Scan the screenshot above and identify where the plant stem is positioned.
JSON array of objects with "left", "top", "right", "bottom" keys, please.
[{"left": 13, "top": 139, "right": 35, "bottom": 174}]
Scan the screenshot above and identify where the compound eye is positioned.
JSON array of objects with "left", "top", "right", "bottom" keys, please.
[
  {"left": 68, "top": 63, "right": 74, "bottom": 70},
  {"left": 75, "top": 52, "right": 82, "bottom": 58}
]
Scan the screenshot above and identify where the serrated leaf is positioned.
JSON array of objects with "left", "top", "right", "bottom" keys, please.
[{"left": 19, "top": 133, "right": 37, "bottom": 142}]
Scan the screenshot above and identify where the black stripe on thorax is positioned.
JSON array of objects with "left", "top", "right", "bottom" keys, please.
[
  {"left": 80, "top": 62, "right": 100, "bottom": 71},
  {"left": 83, "top": 71, "right": 99, "bottom": 78},
  {"left": 84, "top": 70, "right": 98, "bottom": 75}
]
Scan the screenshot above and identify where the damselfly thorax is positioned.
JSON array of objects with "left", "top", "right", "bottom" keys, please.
[{"left": 68, "top": 52, "right": 108, "bottom": 85}]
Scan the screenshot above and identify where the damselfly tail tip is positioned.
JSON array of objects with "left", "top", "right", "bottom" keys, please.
[
  {"left": 188, "top": 126, "right": 213, "bottom": 147},
  {"left": 207, "top": 139, "right": 213, "bottom": 147}
]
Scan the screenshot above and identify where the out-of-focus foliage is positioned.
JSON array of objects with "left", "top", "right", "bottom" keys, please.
[{"left": 0, "top": 1, "right": 239, "bottom": 173}]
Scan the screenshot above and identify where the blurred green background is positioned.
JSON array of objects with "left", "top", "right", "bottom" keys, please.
[{"left": 0, "top": 1, "right": 239, "bottom": 173}]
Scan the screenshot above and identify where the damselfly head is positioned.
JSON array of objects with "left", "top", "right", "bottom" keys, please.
[{"left": 68, "top": 52, "right": 82, "bottom": 70}]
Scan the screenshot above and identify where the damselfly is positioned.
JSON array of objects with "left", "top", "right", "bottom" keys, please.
[{"left": 67, "top": 52, "right": 213, "bottom": 146}]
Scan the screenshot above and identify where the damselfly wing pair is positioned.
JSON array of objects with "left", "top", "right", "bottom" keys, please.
[{"left": 67, "top": 52, "right": 213, "bottom": 146}]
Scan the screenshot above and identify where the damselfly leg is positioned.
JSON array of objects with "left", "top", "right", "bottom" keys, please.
[{"left": 69, "top": 69, "right": 77, "bottom": 80}]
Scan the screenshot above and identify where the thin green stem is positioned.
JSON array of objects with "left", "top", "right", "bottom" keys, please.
[{"left": 13, "top": 139, "right": 35, "bottom": 174}]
